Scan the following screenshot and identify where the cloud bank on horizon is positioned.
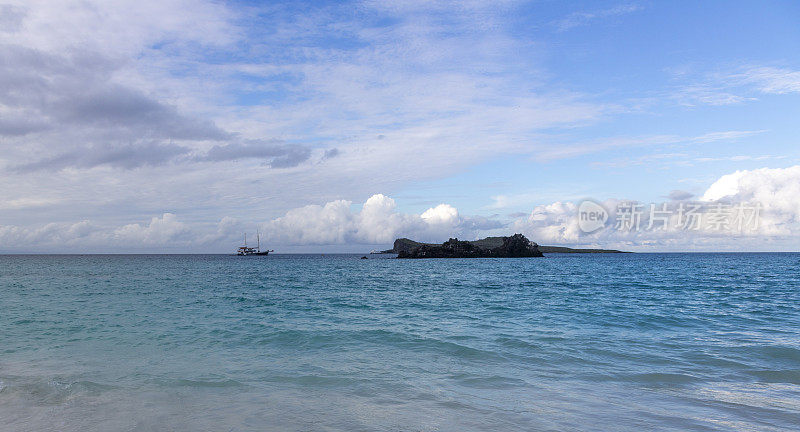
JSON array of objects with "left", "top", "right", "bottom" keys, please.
[
  {"left": 1, "top": 0, "right": 800, "bottom": 252},
  {"left": 4, "top": 165, "right": 800, "bottom": 252}
]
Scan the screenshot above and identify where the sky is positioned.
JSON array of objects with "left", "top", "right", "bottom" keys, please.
[{"left": 1, "top": 0, "right": 800, "bottom": 253}]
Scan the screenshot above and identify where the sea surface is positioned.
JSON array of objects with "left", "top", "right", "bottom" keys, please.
[{"left": 1, "top": 253, "right": 799, "bottom": 431}]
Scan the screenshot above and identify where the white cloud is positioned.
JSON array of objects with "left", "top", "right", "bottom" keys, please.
[
  {"left": 3, "top": 165, "right": 800, "bottom": 252},
  {"left": 263, "top": 200, "right": 356, "bottom": 245},
  {"left": 355, "top": 194, "right": 412, "bottom": 244},
  {"left": 671, "top": 66, "right": 800, "bottom": 106},
  {"left": 555, "top": 3, "right": 643, "bottom": 31},
  {"left": 535, "top": 130, "right": 764, "bottom": 163},
  {"left": 261, "top": 195, "right": 466, "bottom": 245},
  {"left": 671, "top": 84, "right": 754, "bottom": 107},
  {"left": 738, "top": 67, "right": 800, "bottom": 95},
  {"left": 420, "top": 204, "right": 459, "bottom": 225},
  {"left": 0, "top": 195, "right": 495, "bottom": 251},
  {"left": 702, "top": 166, "right": 800, "bottom": 234},
  {"left": 0, "top": 220, "right": 101, "bottom": 250},
  {"left": 508, "top": 165, "right": 800, "bottom": 250},
  {"left": 0, "top": 0, "right": 611, "bottom": 238},
  {"left": 1, "top": 1, "right": 797, "bottom": 254},
  {"left": 113, "top": 213, "right": 189, "bottom": 245},
  {"left": 6, "top": 0, "right": 236, "bottom": 53},
  {"left": 0, "top": 197, "right": 62, "bottom": 210}
]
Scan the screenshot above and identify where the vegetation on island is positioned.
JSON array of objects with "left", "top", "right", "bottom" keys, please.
[
  {"left": 389, "top": 235, "right": 627, "bottom": 257},
  {"left": 396, "top": 234, "right": 544, "bottom": 258}
]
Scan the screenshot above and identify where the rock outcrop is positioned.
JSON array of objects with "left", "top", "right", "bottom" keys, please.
[
  {"left": 391, "top": 236, "right": 626, "bottom": 255},
  {"left": 396, "top": 234, "right": 543, "bottom": 258}
]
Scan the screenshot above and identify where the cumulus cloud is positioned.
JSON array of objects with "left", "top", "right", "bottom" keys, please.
[
  {"left": 0, "top": 220, "right": 99, "bottom": 247},
  {"left": 511, "top": 201, "right": 583, "bottom": 244},
  {"left": 508, "top": 165, "right": 800, "bottom": 250},
  {"left": 1, "top": 214, "right": 189, "bottom": 252},
  {"left": 3, "top": 165, "right": 800, "bottom": 252},
  {"left": 253, "top": 196, "right": 512, "bottom": 246},
  {"left": 701, "top": 166, "right": 800, "bottom": 234},
  {"left": 420, "top": 204, "right": 460, "bottom": 226},
  {"left": 2, "top": 1, "right": 797, "bottom": 254},
  {"left": 0, "top": 0, "right": 611, "bottom": 238},
  {"left": 354, "top": 194, "right": 411, "bottom": 244},
  {"left": 113, "top": 213, "right": 189, "bottom": 245},
  {"left": 260, "top": 195, "right": 468, "bottom": 245}
]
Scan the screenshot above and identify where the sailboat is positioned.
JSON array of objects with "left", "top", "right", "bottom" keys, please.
[{"left": 236, "top": 231, "right": 273, "bottom": 256}]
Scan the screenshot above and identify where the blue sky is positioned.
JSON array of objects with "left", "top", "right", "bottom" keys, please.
[
  {"left": 1, "top": 0, "right": 800, "bottom": 252},
  {"left": 396, "top": 1, "right": 800, "bottom": 212}
]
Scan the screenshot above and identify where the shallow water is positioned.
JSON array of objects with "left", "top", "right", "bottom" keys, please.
[{"left": 1, "top": 253, "right": 799, "bottom": 431}]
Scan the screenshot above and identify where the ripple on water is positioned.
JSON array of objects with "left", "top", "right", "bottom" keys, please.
[{"left": 1, "top": 253, "right": 799, "bottom": 431}]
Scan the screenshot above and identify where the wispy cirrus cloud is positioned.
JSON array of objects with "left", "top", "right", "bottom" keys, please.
[
  {"left": 736, "top": 66, "right": 800, "bottom": 95},
  {"left": 554, "top": 3, "right": 643, "bottom": 32},
  {"left": 1, "top": 0, "right": 612, "bottom": 231},
  {"left": 533, "top": 130, "right": 766, "bottom": 162},
  {"left": 670, "top": 65, "right": 800, "bottom": 106},
  {"left": 2, "top": 0, "right": 799, "bottom": 252}
]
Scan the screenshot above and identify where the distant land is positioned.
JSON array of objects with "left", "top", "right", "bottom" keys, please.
[
  {"left": 395, "top": 234, "right": 544, "bottom": 258},
  {"left": 386, "top": 236, "right": 627, "bottom": 256}
]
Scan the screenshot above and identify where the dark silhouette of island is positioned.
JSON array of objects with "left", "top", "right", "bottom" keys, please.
[
  {"left": 389, "top": 235, "right": 626, "bottom": 257},
  {"left": 395, "top": 234, "right": 543, "bottom": 258}
]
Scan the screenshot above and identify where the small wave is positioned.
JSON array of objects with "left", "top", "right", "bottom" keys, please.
[
  {"left": 0, "top": 378, "right": 117, "bottom": 405},
  {"left": 165, "top": 378, "right": 245, "bottom": 389},
  {"left": 747, "top": 369, "right": 800, "bottom": 385},
  {"left": 448, "top": 373, "right": 527, "bottom": 389},
  {"left": 266, "top": 374, "right": 371, "bottom": 388},
  {"left": 614, "top": 372, "right": 701, "bottom": 386},
  {"left": 680, "top": 352, "right": 750, "bottom": 370},
  {"left": 494, "top": 336, "right": 541, "bottom": 350},
  {"left": 254, "top": 329, "right": 505, "bottom": 362},
  {"left": 758, "top": 345, "right": 800, "bottom": 363}
]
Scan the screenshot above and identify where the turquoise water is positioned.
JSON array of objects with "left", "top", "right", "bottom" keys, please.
[{"left": 1, "top": 253, "right": 799, "bottom": 431}]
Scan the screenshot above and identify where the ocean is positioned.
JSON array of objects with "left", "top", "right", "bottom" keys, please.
[{"left": 1, "top": 253, "right": 799, "bottom": 431}]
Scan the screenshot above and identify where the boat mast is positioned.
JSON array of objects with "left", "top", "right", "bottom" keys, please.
[
  {"left": 244, "top": 233, "right": 247, "bottom": 247},
  {"left": 257, "top": 230, "right": 261, "bottom": 252}
]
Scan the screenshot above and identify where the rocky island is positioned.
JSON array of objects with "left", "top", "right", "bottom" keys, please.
[
  {"left": 389, "top": 234, "right": 627, "bottom": 258},
  {"left": 396, "top": 234, "right": 544, "bottom": 258}
]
